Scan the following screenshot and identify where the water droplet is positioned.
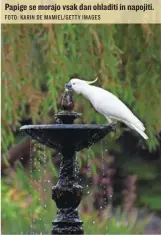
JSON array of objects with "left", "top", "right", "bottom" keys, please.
[
  {"left": 93, "top": 221, "right": 96, "bottom": 224},
  {"left": 101, "top": 141, "right": 105, "bottom": 177}
]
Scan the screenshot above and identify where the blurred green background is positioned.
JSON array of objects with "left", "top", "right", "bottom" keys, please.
[{"left": 1, "top": 24, "right": 161, "bottom": 234}]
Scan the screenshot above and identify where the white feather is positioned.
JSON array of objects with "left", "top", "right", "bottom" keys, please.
[
  {"left": 69, "top": 79, "right": 148, "bottom": 140},
  {"left": 128, "top": 123, "right": 148, "bottom": 140}
]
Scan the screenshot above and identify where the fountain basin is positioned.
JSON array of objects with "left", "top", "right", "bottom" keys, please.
[{"left": 20, "top": 124, "right": 113, "bottom": 152}]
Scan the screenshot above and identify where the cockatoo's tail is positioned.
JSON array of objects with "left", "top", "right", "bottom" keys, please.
[{"left": 66, "top": 77, "right": 148, "bottom": 140}]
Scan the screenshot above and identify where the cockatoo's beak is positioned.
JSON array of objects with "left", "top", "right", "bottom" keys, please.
[
  {"left": 65, "top": 82, "right": 72, "bottom": 90},
  {"left": 87, "top": 77, "right": 98, "bottom": 85}
]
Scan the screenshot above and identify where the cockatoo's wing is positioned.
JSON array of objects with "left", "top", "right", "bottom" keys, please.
[{"left": 90, "top": 86, "right": 147, "bottom": 139}]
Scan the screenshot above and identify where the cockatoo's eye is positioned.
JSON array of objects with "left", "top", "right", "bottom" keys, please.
[{"left": 73, "top": 83, "right": 75, "bottom": 85}]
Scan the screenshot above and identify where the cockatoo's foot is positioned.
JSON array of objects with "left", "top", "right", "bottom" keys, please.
[{"left": 110, "top": 122, "right": 117, "bottom": 132}]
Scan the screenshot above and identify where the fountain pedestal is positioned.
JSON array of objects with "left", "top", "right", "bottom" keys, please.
[
  {"left": 52, "top": 148, "right": 83, "bottom": 234},
  {"left": 20, "top": 90, "right": 115, "bottom": 235},
  {"left": 53, "top": 92, "right": 83, "bottom": 234}
]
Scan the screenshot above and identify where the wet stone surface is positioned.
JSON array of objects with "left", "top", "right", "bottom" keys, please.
[{"left": 20, "top": 89, "right": 115, "bottom": 235}]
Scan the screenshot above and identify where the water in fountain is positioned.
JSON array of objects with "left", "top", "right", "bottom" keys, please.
[
  {"left": 101, "top": 140, "right": 105, "bottom": 177},
  {"left": 87, "top": 148, "right": 91, "bottom": 177},
  {"left": 105, "top": 140, "right": 114, "bottom": 218},
  {"left": 42, "top": 145, "right": 47, "bottom": 208},
  {"left": 20, "top": 89, "right": 115, "bottom": 235},
  {"left": 100, "top": 140, "right": 105, "bottom": 214},
  {"left": 104, "top": 147, "right": 109, "bottom": 212},
  {"left": 29, "top": 138, "right": 35, "bottom": 234},
  {"left": 28, "top": 140, "right": 46, "bottom": 234},
  {"left": 38, "top": 143, "right": 44, "bottom": 227},
  {"left": 85, "top": 149, "right": 90, "bottom": 196}
]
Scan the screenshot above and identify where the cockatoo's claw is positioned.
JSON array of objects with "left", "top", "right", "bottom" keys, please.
[{"left": 110, "top": 123, "right": 117, "bottom": 132}]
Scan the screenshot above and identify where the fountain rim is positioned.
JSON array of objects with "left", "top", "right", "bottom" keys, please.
[
  {"left": 20, "top": 123, "right": 114, "bottom": 151},
  {"left": 20, "top": 124, "right": 111, "bottom": 130}
]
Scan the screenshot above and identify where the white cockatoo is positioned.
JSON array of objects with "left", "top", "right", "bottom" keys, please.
[{"left": 66, "top": 77, "right": 148, "bottom": 140}]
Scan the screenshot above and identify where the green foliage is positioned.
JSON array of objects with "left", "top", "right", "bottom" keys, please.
[
  {"left": 140, "top": 194, "right": 161, "bottom": 211},
  {"left": 1, "top": 165, "right": 148, "bottom": 234},
  {"left": 2, "top": 24, "right": 161, "bottom": 153},
  {"left": 139, "top": 181, "right": 161, "bottom": 211},
  {"left": 83, "top": 211, "right": 149, "bottom": 234},
  {"left": 123, "top": 160, "right": 158, "bottom": 180},
  {"left": 1, "top": 24, "right": 161, "bottom": 234}
]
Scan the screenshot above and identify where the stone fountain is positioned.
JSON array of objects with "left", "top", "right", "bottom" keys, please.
[{"left": 20, "top": 88, "right": 115, "bottom": 234}]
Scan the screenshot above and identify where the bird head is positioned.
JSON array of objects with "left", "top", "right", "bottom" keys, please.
[{"left": 65, "top": 77, "right": 98, "bottom": 94}]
